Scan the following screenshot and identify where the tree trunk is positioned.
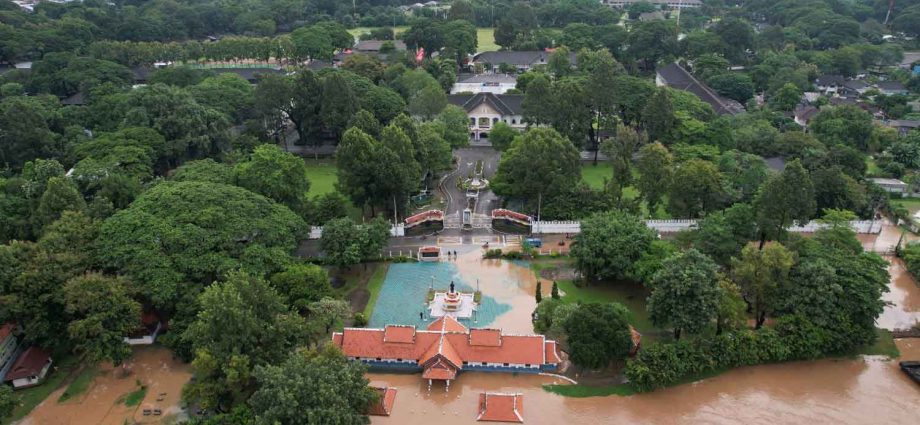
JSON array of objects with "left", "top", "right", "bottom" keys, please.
[
  {"left": 716, "top": 317, "right": 723, "bottom": 336},
  {"left": 758, "top": 230, "right": 767, "bottom": 250},
  {"left": 755, "top": 311, "right": 766, "bottom": 329},
  {"left": 673, "top": 328, "right": 681, "bottom": 340}
]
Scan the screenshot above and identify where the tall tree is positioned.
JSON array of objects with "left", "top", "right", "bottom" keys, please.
[
  {"left": 648, "top": 249, "right": 721, "bottom": 340},
  {"left": 731, "top": 244, "right": 794, "bottom": 329},
  {"left": 250, "top": 346, "right": 376, "bottom": 425},
  {"left": 636, "top": 142, "right": 673, "bottom": 209},
  {"left": 563, "top": 303, "right": 634, "bottom": 369},
  {"left": 641, "top": 88, "right": 676, "bottom": 144},
  {"left": 63, "top": 273, "right": 141, "bottom": 365},
  {"left": 753, "top": 159, "right": 816, "bottom": 246},
  {"left": 235, "top": 144, "right": 311, "bottom": 216},
  {"left": 601, "top": 124, "right": 647, "bottom": 188},
  {"left": 667, "top": 159, "right": 724, "bottom": 218},
  {"left": 491, "top": 128, "right": 580, "bottom": 203},
  {"left": 522, "top": 74, "right": 553, "bottom": 125},
  {"left": 571, "top": 211, "right": 657, "bottom": 282},
  {"left": 321, "top": 73, "right": 360, "bottom": 142}
]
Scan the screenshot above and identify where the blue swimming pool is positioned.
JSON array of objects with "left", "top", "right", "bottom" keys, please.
[{"left": 368, "top": 262, "right": 510, "bottom": 329}]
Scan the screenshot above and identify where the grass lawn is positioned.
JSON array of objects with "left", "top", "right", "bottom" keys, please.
[
  {"left": 123, "top": 383, "right": 147, "bottom": 407},
  {"left": 347, "top": 26, "right": 500, "bottom": 52},
  {"left": 856, "top": 328, "right": 900, "bottom": 358},
  {"left": 579, "top": 163, "right": 670, "bottom": 219},
  {"left": 890, "top": 196, "right": 920, "bottom": 215},
  {"left": 362, "top": 263, "right": 390, "bottom": 317},
  {"left": 866, "top": 157, "right": 886, "bottom": 177},
  {"left": 57, "top": 364, "right": 98, "bottom": 402},
  {"left": 529, "top": 258, "right": 656, "bottom": 335},
  {"left": 6, "top": 355, "right": 80, "bottom": 423},
  {"left": 303, "top": 159, "right": 339, "bottom": 197}
]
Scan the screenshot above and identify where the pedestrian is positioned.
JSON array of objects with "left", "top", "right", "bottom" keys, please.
[{"left": 419, "top": 311, "right": 424, "bottom": 320}]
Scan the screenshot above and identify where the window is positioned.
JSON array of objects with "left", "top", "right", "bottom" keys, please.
[
  {"left": 511, "top": 119, "right": 517, "bottom": 125},
  {"left": 503, "top": 363, "right": 509, "bottom": 366},
  {"left": 492, "top": 117, "right": 498, "bottom": 124},
  {"left": 469, "top": 117, "right": 475, "bottom": 126},
  {"left": 397, "top": 358, "right": 402, "bottom": 362},
  {"left": 525, "top": 364, "right": 531, "bottom": 367},
  {"left": 376, "top": 358, "right": 382, "bottom": 361},
  {"left": 463, "top": 361, "right": 469, "bottom": 365}
]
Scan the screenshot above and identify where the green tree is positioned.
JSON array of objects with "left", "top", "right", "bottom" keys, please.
[
  {"left": 564, "top": 303, "right": 634, "bottom": 369},
  {"left": 667, "top": 159, "right": 724, "bottom": 218},
  {"left": 320, "top": 217, "right": 389, "bottom": 268},
  {"left": 642, "top": 88, "right": 676, "bottom": 144},
  {"left": 551, "top": 281, "right": 560, "bottom": 300},
  {"left": 626, "top": 20, "right": 678, "bottom": 71},
  {"left": 731, "top": 244, "right": 794, "bottom": 329},
  {"left": 809, "top": 105, "right": 875, "bottom": 151},
  {"left": 770, "top": 83, "right": 802, "bottom": 112},
  {"left": 489, "top": 121, "right": 517, "bottom": 151},
  {"left": 308, "top": 192, "right": 350, "bottom": 225},
  {"left": 648, "top": 249, "right": 721, "bottom": 340},
  {"left": 0, "top": 385, "right": 16, "bottom": 420},
  {"left": 492, "top": 128, "right": 580, "bottom": 202},
  {"left": 348, "top": 110, "right": 382, "bottom": 139},
  {"left": 250, "top": 346, "right": 376, "bottom": 425},
  {"left": 601, "top": 124, "right": 647, "bottom": 188},
  {"left": 235, "top": 144, "right": 311, "bottom": 216},
  {"left": 183, "top": 272, "right": 309, "bottom": 411},
  {"left": 535, "top": 281, "right": 543, "bottom": 303},
  {"left": 189, "top": 73, "right": 254, "bottom": 123},
  {"left": 408, "top": 84, "right": 447, "bottom": 120},
  {"left": 321, "top": 73, "right": 360, "bottom": 141},
  {"left": 96, "top": 181, "right": 306, "bottom": 308},
  {"left": 34, "top": 177, "right": 86, "bottom": 232},
  {"left": 716, "top": 277, "right": 747, "bottom": 335},
  {"left": 0, "top": 95, "right": 60, "bottom": 170},
  {"left": 571, "top": 211, "right": 657, "bottom": 282},
  {"left": 171, "top": 159, "right": 234, "bottom": 184},
  {"left": 753, "top": 159, "right": 816, "bottom": 245},
  {"left": 436, "top": 105, "right": 469, "bottom": 148},
  {"left": 636, "top": 142, "right": 673, "bottom": 209},
  {"left": 522, "top": 74, "right": 553, "bottom": 125},
  {"left": 63, "top": 273, "right": 140, "bottom": 365},
  {"left": 269, "top": 263, "right": 334, "bottom": 313}
]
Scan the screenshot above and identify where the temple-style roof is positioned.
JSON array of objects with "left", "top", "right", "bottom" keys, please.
[
  {"left": 477, "top": 392, "right": 524, "bottom": 423},
  {"left": 367, "top": 386, "right": 397, "bottom": 416},
  {"left": 427, "top": 315, "right": 468, "bottom": 333},
  {"left": 470, "top": 329, "right": 502, "bottom": 347},
  {"left": 383, "top": 325, "right": 416, "bottom": 343}
]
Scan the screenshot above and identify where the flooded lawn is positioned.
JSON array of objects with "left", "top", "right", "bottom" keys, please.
[
  {"left": 368, "top": 339, "right": 920, "bottom": 424},
  {"left": 21, "top": 346, "right": 191, "bottom": 425}
]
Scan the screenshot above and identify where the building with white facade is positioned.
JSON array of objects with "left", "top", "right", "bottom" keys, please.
[
  {"left": 451, "top": 74, "right": 518, "bottom": 95},
  {"left": 603, "top": 0, "right": 702, "bottom": 9},
  {"left": 447, "top": 93, "right": 525, "bottom": 141}
]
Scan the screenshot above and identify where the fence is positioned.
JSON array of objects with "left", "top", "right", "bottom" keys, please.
[
  {"left": 531, "top": 220, "right": 882, "bottom": 235},
  {"left": 306, "top": 224, "right": 404, "bottom": 240}
]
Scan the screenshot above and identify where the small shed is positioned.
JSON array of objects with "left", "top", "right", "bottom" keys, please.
[{"left": 869, "top": 177, "right": 909, "bottom": 194}]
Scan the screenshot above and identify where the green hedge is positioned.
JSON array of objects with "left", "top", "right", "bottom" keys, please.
[{"left": 625, "top": 315, "right": 842, "bottom": 392}]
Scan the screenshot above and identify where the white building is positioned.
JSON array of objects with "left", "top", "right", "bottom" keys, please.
[
  {"left": 451, "top": 74, "right": 518, "bottom": 95},
  {"left": 447, "top": 93, "right": 525, "bottom": 141},
  {"left": 4, "top": 346, "right": 52, "bottom": 389},
  {"left": 603, "top": 0, "right": 702, "bottom": 9}
]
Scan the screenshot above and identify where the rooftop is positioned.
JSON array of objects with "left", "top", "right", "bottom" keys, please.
[
  {"left": 448, "top": 93, "right": 524, "bottom": 116},
  {"left": 473, "top": 50, "right": 576, "bottom": 67},
  {"left": 456, "top": 74, "right": 518, "bottom": 84},
  {"left": 355, "top": 40, "right": 407, "bottom": 52},
  {"left": 657, "top": 63, "right": 745, "bottom": 116},
  {"left": 367, "top": 386, "right": 397, "bottom": 416},
  {"left": 477, "top": 392, "right": 524, "bottom": 423},
  {"left": 4, "top": 347, "right": 51, "bottom": 382}
]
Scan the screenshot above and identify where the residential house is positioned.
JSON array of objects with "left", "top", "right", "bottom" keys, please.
[
  {"left": 331, "top": 316, "right": 562, "bottom": 389},
  {"left": 793, "top": 104, "right": 819, "bottom": 129},
  {"left": 451, "top": 74, "right": 518, "bottom": 95},
  {"left": 869, "top": 178, "right": 909, "bottom": 194},
  {"left": 472, "top": 51, "right": 576, "bottom": 74},
  {"left": 603, "top": 0, "right": 702, "bottom": 8},
  {"left": 477, "top": 393, "right": 524, "bottom": 423},
  {"left": 656, "top": 63, "right": 745, "bottom": 116},
  {"left": 0, "top": 324, "right": 20, "bottom": 382},
  {"left": 876, "top": 80, "right": 909, "bottom": 96},
  {"left": 447, "top": 93, "right": 525, "bottom": 140},
  {"left": 814, "top": 74, "right": 846, "bottom": 94},
  {"left": 4, "top": 347, "right": 52, "bottom": 389},
  {"left": 885, "top": 120, "right": 920, "bottom": 137},
  {"left": 840, "top": 80, "right": 870, "bottom": 96}
]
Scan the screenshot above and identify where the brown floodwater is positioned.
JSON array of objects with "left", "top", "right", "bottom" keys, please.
[
  {"left": 452, "top": 250, "right": 541, "bottom": 334},
  {"left": 369, "top": 339, "right": 920, "bottom": 425},
  {"left": 22, "top": 346, "right": 191, "bottom": 425},
  {"left": 879, "top": 257, "right": 920, "bottom": 330}
]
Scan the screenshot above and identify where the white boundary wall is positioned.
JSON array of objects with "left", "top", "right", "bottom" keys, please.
[{"left": 531, "top": 220, "right": 881, "bottom": 235}]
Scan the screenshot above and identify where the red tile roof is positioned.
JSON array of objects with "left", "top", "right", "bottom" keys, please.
[
  {"left": 477, "top": 392, "right": 523, "bottom": 423},
  {"left": 470, "top": 329, "right": 502, "bottom": 347},
  {"left": 367, "top": 387, "right": 397, "bottom": 416},
  {"left": 0, "top": 323, "right": 15, "bottom": 341},
  {"left": 427, "top": 316, "right": 468, "bottom": 333},
  {"left": 332, "top": 318, "right": 561, "bottom": 380},
  {"left": 383, "top": 325, "right": 416, "bottom": 343},
  {"left": 422, "top": 359, "right": 458, "bottom": 380},
  {"left": 4, "top": 347, "right": 51, "bottom": 382}
]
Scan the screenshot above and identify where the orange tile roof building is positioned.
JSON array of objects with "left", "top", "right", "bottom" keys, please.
[
  {"left": 332, "top": 316, "right": 561, "bottom": 389},
  {"left": 366, "top": 386, "right": 397, "bottom": 416},
  {"left": 477, "top": 392, "right": 524, "bottom": 423}
]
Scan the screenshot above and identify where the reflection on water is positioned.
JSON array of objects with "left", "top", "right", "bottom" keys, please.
[{"left": 370, "top": 341, "right": 920, "bottom": 425}]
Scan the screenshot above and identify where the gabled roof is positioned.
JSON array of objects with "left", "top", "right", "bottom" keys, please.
[
  {"left": 843, "top": 80, "right": 869, "bottom": 90},
  {"left": 815, "top": 74, "right": 845, "bottom": 87},
  {"left": 469, "top": 329, "right": 502, "bottom": 347},
  {"left": 448, "top": 93, "right": 524, "bottom": 116},
  {"left": 477, "top": 393, "right": 524, "bottom": 423},
  {"left": 427, "top": 316, "right": 468, "bottom": 333},
  {"left": 473, "top": 50, "right": 576, "bottom": 67},
  {"left": 877, "top": 81, "right": 907, "bottom": 91},
  {"left": 355, "top": 40, "right": 407, "bottom": 52},
  {"left": 656, "top": 63, "right": 745, "bottom": 116},
  {"left": 367, "top": 387, "right": 397, "bottom": 416},
  {"left": 4, "top": 347, "right": 51, "bottom": 382}
]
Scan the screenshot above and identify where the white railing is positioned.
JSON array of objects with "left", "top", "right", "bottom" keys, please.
[
  {"left": 530, "top": 220, "right": 882, "bottom": 235},
  {"left": 307, "top": 224, "right": 404, "bottom": 240}
]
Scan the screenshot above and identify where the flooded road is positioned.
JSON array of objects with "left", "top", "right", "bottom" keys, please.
[
  {"left": 369, "top": 339, "right": 920, "bottom": 424},
  {"left": 453, "top": 252, "right": 541, "bottom": 334}
]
